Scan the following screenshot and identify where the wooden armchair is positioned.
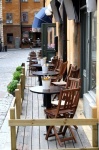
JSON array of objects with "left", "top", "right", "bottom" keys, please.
[
  {"left": 51, "top": 64, "right": 79, "bottom": 86},
  {"left": 44, "top": 87, "right": 81, "bottom": 146},
  {"left": 51, "top": 77, "right": 81, "bottom": 106},
  {"left": 51, "top": 61, "right": 68, "bottom": 82}
]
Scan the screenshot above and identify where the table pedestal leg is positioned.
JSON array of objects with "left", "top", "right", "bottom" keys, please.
[
  {"left": 38, "top": 76, "right": 42, "bottom": 85},
  {"left": 43, "top": 94, "right": 51, "bottom": 108}
]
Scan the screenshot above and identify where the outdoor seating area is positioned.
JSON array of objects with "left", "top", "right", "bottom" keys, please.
[{"left": 8, "top": 51, "right": 98, "bottom": 150}]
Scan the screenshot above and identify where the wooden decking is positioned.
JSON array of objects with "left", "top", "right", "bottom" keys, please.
[{"left": 16, "top": 71, "right": 92, "bottom": 150}]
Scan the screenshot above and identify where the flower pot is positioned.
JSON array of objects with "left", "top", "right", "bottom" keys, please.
[
  {"left": 41, "top": 58, "right": 46, "bottom": 66},
  {"left": 37, "top": 58, "right": 41, "bottom": 64},
  {"left": 42, "top": 79, "right": 50, "bottom": 89},
  {"left": 42, "top": 65, "right": 48, "bottom": 73}
]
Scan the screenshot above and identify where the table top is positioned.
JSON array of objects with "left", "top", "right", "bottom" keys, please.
[
  {"left": 32, "top": 64, "right": 54, "bottom": 67},
  {"left": 30, "top": 86, "right": 61, "bottom": 94},
  {"left": 32, "top": 71, "right": 59, "bottom": 76}
]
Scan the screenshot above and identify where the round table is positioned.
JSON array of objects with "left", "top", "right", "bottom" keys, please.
[
  {"left": 33, "top": 71, "right": 59, "bottom": 85},
  {"left": 30, "top": 86, "right": 61, "bottom": 108},
  {"left": 32, "top": 64, "right": 54, "bottom": 71}
]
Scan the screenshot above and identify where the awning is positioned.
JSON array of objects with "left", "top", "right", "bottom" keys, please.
[
  {"left": 86, "top": 0, "right": 96, "bottom": 12},
  {"left": 50, "top": 0, "right": 62, "bottom": 23},
  {"left": 32, "top": 7, "right": 52, "bottom": 29}
]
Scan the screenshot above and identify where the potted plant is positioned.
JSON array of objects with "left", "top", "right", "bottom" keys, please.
[
  {"left": 7, "top": 80, "right": 19, "bottom": 96},
  {"left": 16, "top": 66, "right": 22, "bottom": 73},
  {"left": 13, "top": 71, "right": 21, "bottom": 81}
]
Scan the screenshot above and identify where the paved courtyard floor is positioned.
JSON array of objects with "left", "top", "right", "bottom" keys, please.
[{"left": 0, "top": 48, "right": 40, "bottom": 150}]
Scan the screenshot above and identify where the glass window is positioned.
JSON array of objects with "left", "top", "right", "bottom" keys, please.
[
  {"left": 6, "top": 13, "right": 13, "bottom": 24},
  {"left": 5, "top": 0, "right": 12, "bottom": 2},
  {"left": 47, "top": 27, "right": 55, "bottom": 49},
  {"left": 22, "top": 12, "right": 28, "bottom": 22},
  {"left": 7, "top": 33, "right": 13, "bottom": 44},
  {"left": 90, "top": 11, "right": 97, "bottom": 93},
  {"left": 21, "top": 0, "right": 28, "bottom": 2},
  {"left": 34, "top": 0, "right": 40, "bottom": 2}
]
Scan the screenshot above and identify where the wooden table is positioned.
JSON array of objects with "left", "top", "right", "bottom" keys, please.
[
  {"left": 33, "top": 71, "right": 59, "bottom": 85},
  {"left": 30, "top": 86, "right": 61, "bottom": 108}
]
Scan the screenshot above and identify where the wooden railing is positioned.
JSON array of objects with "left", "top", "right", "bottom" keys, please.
[
  {"left": 8, "top": 63, "right": 99, "bottom": 150},
  {"left": 9, "top": 107, "right": 98, "bottom": 150},
  {"left": 11, "top": 63, "right": 25, "bottom": 119}
]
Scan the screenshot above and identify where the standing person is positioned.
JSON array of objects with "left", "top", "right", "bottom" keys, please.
[{"left": 36, "top": 38, "right": 40, "bottom": 47}]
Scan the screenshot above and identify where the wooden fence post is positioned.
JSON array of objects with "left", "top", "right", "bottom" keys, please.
[
  {"left": 10, "top": 107, "right": 16, "bottom": 150},
  {"left": 22, "top": 67, "right": 25, "bottom": 89},
  {"left": 15, "top": 89, "right": 21, "bottom": 119},
  {"left": 92, "top": 106, "right": 98, "bottom": 147},
  {"left": 21, "top": 63, "right": 25, "bottom": 67},
  {"left": 20, "top": 74, "right": 24, "bottom": 100},
  {"left": 17, "top": 83, "right": 22, "bottom": 113}
]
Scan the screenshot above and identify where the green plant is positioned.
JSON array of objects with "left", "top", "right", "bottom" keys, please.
[
  {"left": 13, "top": 71, "right": 21, "bottom": 81},
  {"left": 16, "top": 66, "right": 22, "bottom": 73},
  {"left": 7, "top": 80, "right": 18, "bottom": 94}
]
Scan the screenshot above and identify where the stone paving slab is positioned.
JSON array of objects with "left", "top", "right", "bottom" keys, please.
[{"left": 0, "top": 48, "right": 41, "bottom": 150}]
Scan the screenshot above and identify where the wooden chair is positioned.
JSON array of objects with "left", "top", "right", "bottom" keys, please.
[
  {"left": 51, "top": 77, "right": 81, "bottom": 106},
  {"left": 51, "top": 61, "right": 68, "bottom": 82},
  {"left": 28, "top": 60, "right": 37, "bottom": 75},
  {"left": 55, "top": 58, "right": 63, "bottom": 72},
  {"left": 44, "top": 87, "right": 81, "bottom": 146},
  {"left": 51, "top": 64, "right": 78, "bottom": 86}
]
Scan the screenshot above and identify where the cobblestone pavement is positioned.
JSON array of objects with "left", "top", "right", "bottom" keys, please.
[{"left": 0, "top": 48, "right": 40, "bottom": 150}]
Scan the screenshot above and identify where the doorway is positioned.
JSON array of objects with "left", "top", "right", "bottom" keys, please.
[{"left": 41, "top": 23, "right": 56, "bottom": 61}]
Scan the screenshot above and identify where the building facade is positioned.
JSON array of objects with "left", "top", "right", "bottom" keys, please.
[
  {"left": 2, "top": 0, "right": 44, "bottom": 49},
  {"left": 0, "top": 0, "right": 3, "bottom": 44},
  {"left": 45, "top": 0, "right": 98, "bottom": 120}
]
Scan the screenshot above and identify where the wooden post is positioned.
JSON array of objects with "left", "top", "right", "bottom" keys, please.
[
  {"left": 21, "top": 62, "right": 25, "bottom": 67},
  {"left": 20, "top": 74, "right": 24, "bottom": 100},
  {"left": 15, "top": 89, "right": 21, "bottom": 119},
  {"left": 92, "top": 106, "right": 98, "bottom": 147},
  {"left": 17, "top": 83, "right": 22, "bottom": 113},
  {"left": 10, "top": 107, "right": 16, "bottom": 150},
  {"left": 22, "top": 67, "right": 25, "bottom": 89}
]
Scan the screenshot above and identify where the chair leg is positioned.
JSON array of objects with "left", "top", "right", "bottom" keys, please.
[
  {"left": 73, "top": 125, "right": 78, "bottom": 130},
  {"left": 62, "top": 125, "right": 68, "bottom": 136},
  {"left": 53, "top": 126, "right": 63, "bottom": 146},
  {"left": 45, "top": 126, "right": 53, "bottom": 140},
  {"left": 68, "top": 126, "right": 77, "bottom": 143}
]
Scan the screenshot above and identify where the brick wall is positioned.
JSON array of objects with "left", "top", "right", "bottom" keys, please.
[
  {"left": 2, "top": 0, "right": 44, "bottom": 48},
  {"left": 3, "top": 25, "right": 21, "bottom": 48}
]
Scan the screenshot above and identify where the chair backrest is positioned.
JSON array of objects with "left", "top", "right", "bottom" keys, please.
[
  {"left": 56, "top": 87, "right": 80, "bottom": 118},
  {"left": 54, "top": 61, "right": 68, "bottom": 82},
  {"left": 64, "top": 64, "right": 77, "bottom": 81},
  {"left": 59, "top": 61, "right": 68, "bottom": 75},
  {"left": 30, "top": 51, "right": 36, "bottom": 57},
  {"left": 69, "top": 68, "right": 80, "bottom": 78},
  {"left": 66, "top": 77, "right": 81, "bottom": 89},
  {"left": 65, "top": 67, "right": 80, "bottom": 82},
  {"left": 55, "top": 59, "right": 63, "bottom": 71}
]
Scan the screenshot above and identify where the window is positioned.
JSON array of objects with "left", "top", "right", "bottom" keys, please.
[
  {"left": 22, "top": 12, "right": 28, "bottom": 22},
  {"left": 34, "top": 0, "right": 40, "bottom": 2},
  {"left": 5, "top": 0, "right": 12, "bottom": 2},
  {"left": 6, "top": 13, "right": 13, "bottom": 24},
  {"left": 90, "top": 11, "right": 97, "bottom": 93},
  {"left": 7, "top": 33, "right": 13, "bottom": 44},
  {"left": 21, "top": 0, "right": 28, "bottom": 2}
]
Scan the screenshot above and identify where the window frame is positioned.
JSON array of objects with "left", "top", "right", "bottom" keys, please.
[
  {"left": 7, "top": 33, "right": 13, "bottom": 44},
  {"left": 5, "top": 0, "right": 12, "bottom": 2},
  {"left": 21, "top": 0, "right": 28, "bottom": 2},
  {"left": 6, "top": 13, "right": 13, "bottom": 24},
  {"left": 34, "top": 0, "right": 40, "bottom": 2},
  {"left": 21, "top": 12, "right": 28, "bottom": 22}
]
